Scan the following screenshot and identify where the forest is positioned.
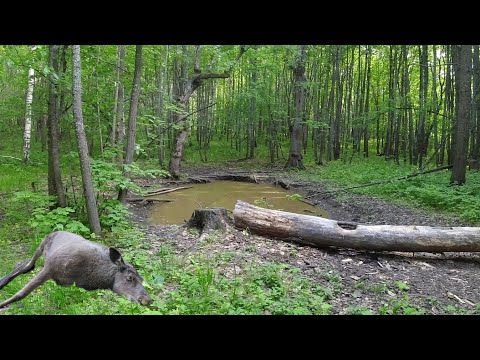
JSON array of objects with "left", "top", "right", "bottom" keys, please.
[{"left": 1, "top": 45, "right": 480, "bottom": 315}]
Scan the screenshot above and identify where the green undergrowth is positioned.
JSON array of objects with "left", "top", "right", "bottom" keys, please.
[
  {"left": 287, "top": 155, "right": 480, "bottom": 225},
  {"left": 1, "top": 224, "right": 333, "bottom": 314},
  {"left": 124, "top": 242, "right": 332, "bottom": 315}
]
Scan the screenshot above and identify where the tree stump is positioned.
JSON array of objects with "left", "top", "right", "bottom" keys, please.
[{"left": 186, "top": 208, "right": 231, "bottom": 232}]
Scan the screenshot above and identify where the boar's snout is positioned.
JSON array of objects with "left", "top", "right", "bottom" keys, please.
[{"left": 138, "top": 294, "right": 152, "bottom": 306}]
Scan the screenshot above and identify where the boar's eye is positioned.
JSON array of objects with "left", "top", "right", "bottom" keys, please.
[{"left": 127, "top": 275, "right": 133, "bottom": 282}]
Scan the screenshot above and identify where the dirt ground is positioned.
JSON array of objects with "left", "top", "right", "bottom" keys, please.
[{"left": 129, "top": 164, "right": 480, "bottom": 314}]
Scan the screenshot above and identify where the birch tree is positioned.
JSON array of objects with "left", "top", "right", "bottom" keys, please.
[{"left": 22, "top": 58, "right": 35, "bottom": 163}]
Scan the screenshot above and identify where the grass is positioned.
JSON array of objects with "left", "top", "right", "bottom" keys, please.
[
  {"left": 346, "top": 306, "right": 374, "bottom": 315},
  {"left": 285, "top": 155, "right": 480, "bottom": 225},
  {"left": 0, "top": 163, "right": 47, "bottom": 192}
]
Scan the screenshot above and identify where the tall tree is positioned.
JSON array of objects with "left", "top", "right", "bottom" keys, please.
[
  {"left": 363, "top": 46, "right": 372, "bottom": 158},
  {"left": 22, "top": 53, "right": 35, "bottom": 163},
  {"left": 72, "top": 45, "right": 101, "bottom": 235},
  {"left": 168, "top": 45, "right": 246, "bottom": 178},
  {"left": 247, "top": 48, "right": 257, "bottom": 159},
  {"left": 115, "top": 45, "right": 126, "bottom": 162},
  {"left": 450, "top": 45, "right": 472, "bottom": 185},
  {"left": 47, "top": 45, "right": 66, "bottom": 207},
  {"left": 111, "top": 45, "right": 125, "bottom": 148},
  {"left": 118, "top": 45, "right": 143, "bottom": 203},
  {"left": 155, "top": 45, "right": 168, "bottom": 166},
  {"left": 431, "top": 45, "right": 440, "bottom": 166},
  {"left": 472, "top": 45, "right": 480, "bottom": 160},
  {"left": 417, "top": 45, "right": 429, "bottom": 168},
  {"left": 285, "top": 45, "right": 307, "bottom": 170}
]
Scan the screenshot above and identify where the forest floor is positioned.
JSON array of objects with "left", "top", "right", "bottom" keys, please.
[{"left": 128, "top": 163, "right": 480, "bottom": 315}]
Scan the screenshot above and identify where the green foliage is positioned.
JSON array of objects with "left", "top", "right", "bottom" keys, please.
[
  {"left": 347, "top": 306, "right": 374, "bottom": 315},
  {"left": 322, "top": 270, "right": 343, "bottom": 294},
  {"left": 6, "top": 190, "right": 91, "bottom": 242},
  {"left": 444, "top": 305, "right": 469, "bottom": 315},
  {"left": 98, "top": 199, "right": 130, "bottom": 229},
  {"left": 30, "top": 206, "right": 90, "bottom": 238},
  {"left": 123, "top": 163, "right": 169, "bottom": 180},
  {"left": 254, "top": 197, "right": 273, "bottom": 209},
  {"left": 286, "top": 193, "right": 303, "bottom": 201},
  {"left": 365, "top": 282, "right": 389, "bottom": 294},
  {"left": 378, "top": 295, "right": 425, "bottom": 315},
  {"left": 149, "top": 260, "right": 332, "bottom": 315},
  {"left": 9, "top": 191, "right": 54, "bottom": 219},
  {"left": 90, "top": 158, "right": 168, "bottom": 231},
  {"left": 290, "top": 156, "right": 480, "bottom": 224},
  {"left": 0, "top": 164, "right": 47, "bottom": 192},
  {"left": 91, "top": 158, "right": 141, "bottom": 195},
  {"left": 395, "top": 280, "right": 410, "bottom": 291}
]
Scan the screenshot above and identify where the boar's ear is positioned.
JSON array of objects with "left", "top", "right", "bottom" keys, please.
[{"left": 109, "top": 247, "right": 124, "bottom": 266}]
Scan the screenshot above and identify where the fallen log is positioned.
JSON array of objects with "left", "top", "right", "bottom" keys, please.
[
  {"left": 143, "top": 186, "right": 192, "bottom": 197},
  {"left": 146, "top": 187, "right": 173, "bottom": 195},
  {"left": 233, "top": 200, "right": 480, "bottom": 252},
  {"left": 128, "top": 198, "right": 174, "bottom": 203}
]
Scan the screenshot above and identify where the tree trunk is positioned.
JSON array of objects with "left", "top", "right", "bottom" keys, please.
[
  {"left": 47, "top": 45, "right": 66, "bottom": 208},
  {"left": 285, "top": 45, "right": 307, "bottom": 170},
  {"left": 23, "top": 66, "right": 35, "bottom": 163},
  {"left": 118, "top": 45, "right": 143, "bottom": 203},
  {"left": 417, "top": 45, "right": 429, "bottom": 169},
  {"left": 333, "top": 46, "right": 343, "bottom": 160},
  {"left": 116, "top": 45, "right": 126, "bottom": 163},
  {"left": 473, "top": 45, "right": 480, "bottom": 160},
  {"left": 363, "top": 46, "right": 371, "bottom": 158},
  {"left": 169, "top": 45, "right": 245, "bottom": 178},
  {"left": 247, "top": 50, "right": 257, "bottom": 159},
  {"left": 95, "top": 46, "right": 103, "bottom": 156},
  {"left": 432, "top": 45, "right": 440, "bottom": 166},
  {"left": 58, "top": 45, "right": 68, "bottom": 135},
  {"left": 110, "top": 46, "right": 123, "bottom": 146},
  {"left": 233, "top": 200, "right": 480, "bottom": 252},
  {"left": 385, "top": 46, "right": 396, "bottom": 160},
  {"left": 156, "top": 45, "right": 168, "bottom": 166},
  {"left": 443, "top": 45, "right": 453, "bottom": 165},
  {"left": 450, "top": 45, "right": 472, "bottom": 185},
  {"left": 72, "top": 45, "right": 101, "bottom": 236},
  {"left": 40, "top": 114, "right": 47, "bottom": 152}
]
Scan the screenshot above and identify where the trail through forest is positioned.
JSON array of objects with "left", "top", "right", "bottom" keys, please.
[{"left": 129, "top": 164, "right": 480, "bottom": 314}]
